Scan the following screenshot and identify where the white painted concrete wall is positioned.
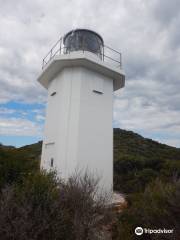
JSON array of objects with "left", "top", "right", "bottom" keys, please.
[{"left": 41, "top": 66, "right": 113, "bottom": 192}]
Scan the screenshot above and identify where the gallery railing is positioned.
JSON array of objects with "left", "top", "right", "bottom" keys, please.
[{"left": 42, "top": 37, "right": 122, "bottom": 70}]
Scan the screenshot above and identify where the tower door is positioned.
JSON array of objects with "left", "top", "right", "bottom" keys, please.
[{"left": 44, "top": 142, "right": 55, "bottom": 170}]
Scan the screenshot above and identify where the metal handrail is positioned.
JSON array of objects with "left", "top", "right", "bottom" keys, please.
[
  {"left": 42, "top": 37, "right": 122, "bottom": 69},
  {"left": 43, "top": 37, "right": 62, "bottom": 60}
]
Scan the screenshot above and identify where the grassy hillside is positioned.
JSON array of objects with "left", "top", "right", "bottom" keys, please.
[
  {"left": 0, "top": 141, "right": 42, "bottom": 189},
  {"left": 114, "top": 128, "right": 180, "bottom": 162},
  {"left": 1, "top": 129, "right": 180, "bottom": 194},
  {"left": 0, "top": 141, "right": 42, "bottom": 162},
  {"left": 114, "top": 128, "right": 180, "bottom": 193}
]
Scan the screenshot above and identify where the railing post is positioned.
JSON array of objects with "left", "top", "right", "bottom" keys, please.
[
  {"left": 59, "top": 37, "right": 62, "bottom": 55},
  {"left": 82, "top": 38, "right": 84, "bottom": 53},
  {"left": 103, "top": 45, "right": 104, "bottom": 61},
  {"left": 120, "top": 53, "right": 122, "bottom": 68}
]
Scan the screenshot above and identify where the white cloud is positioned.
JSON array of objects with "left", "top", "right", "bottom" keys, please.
[
  {"left": 0, "top": 108, "right": 16, "bottom": 115},
  {"left": 0, "top": 117, "right": 43, "bottom": 136},
  {"left": 35, "top": 114, "right": 45, "bottom": 122}
]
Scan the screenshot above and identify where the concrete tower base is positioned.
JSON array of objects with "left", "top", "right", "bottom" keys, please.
[{"left": 38, "top": 51, "right": 125, "bottom": 193}]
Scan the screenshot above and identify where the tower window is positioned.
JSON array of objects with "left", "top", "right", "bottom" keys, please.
[
  {"left": 50, "top": 158, "right": 54, "bottom": 167},
  {"left": 93, "top": 90, "right": 103, "bottom": 94},
  {"left": 50, "top": 92, "right": 56, "bottom": 96}
]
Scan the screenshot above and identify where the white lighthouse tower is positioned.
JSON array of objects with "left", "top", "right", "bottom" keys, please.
[{"left": 37, "top": 29, "right": 125, "bottom": 193}]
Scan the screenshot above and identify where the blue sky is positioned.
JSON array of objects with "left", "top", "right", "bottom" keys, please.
[
  {"left": 0, "top": 101, "right": 45, "bottom": 147},
  {"left": 0, "top": 0, "right": 180, "bottom": 148}
]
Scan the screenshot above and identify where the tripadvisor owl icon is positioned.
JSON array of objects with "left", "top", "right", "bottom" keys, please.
[{"left": 135, "top": 227, "right": 143, "bottom": 235}]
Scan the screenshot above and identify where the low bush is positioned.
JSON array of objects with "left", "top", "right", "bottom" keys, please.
[
  {"left": 113, "top": 179, "right": 180, "bottom": 240},
  {"left": 0, "top": 171, "right": 113, "bottom": 240}
]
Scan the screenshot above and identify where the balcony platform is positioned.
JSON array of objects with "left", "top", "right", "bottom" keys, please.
[{"left": 38, "top": 51, "right": 125, "bottom": 91}]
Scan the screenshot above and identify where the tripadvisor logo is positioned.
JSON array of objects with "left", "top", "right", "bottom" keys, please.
[
  {"left": 135, "top": 227, "right": 143, "bottom": 236},
  {"left": 135, "top": 227, "right": 174, "bottom": 236}
]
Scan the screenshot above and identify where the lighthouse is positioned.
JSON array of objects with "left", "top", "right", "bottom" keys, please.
[{"left": 37, "top": 29, "right": 125, "bottom": 193}]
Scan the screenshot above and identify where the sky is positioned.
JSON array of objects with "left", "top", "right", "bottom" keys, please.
[{"left": 0, "top": 0, "right": 180, "bottom": 148}]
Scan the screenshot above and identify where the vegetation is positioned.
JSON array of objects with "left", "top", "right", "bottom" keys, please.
[
  {"left": 0, "top": 142, "right": 41, "bottom": 189},
  {"left": 0, "top": 171, "right": 112, "bottom": 240},
  {"left": 113, "top": 179, "right": 180, "bottom": 239},
  {"left": 114, "top": 128, "right": 180, "bottom": 193},
  {"left": 113, "top": 129, "right": 180, "bottom": 239},
  {"left": 0, "top": 129, "right": 180, "bottom": 239}
]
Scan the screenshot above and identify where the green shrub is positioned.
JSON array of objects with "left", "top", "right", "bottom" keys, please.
[
  {"left": 0, "top": 147, "right": 39, "bottom": 190},
  {"left": 0, "top": 171, "right": 112, "bottom": 240},
  {"left": 114, "top": 179, "right": 180, "bottom": 240}
]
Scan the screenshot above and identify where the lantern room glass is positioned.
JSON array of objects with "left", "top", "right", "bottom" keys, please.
[{"left": 63, "top": 29, "right": 104, "bottom": 59}]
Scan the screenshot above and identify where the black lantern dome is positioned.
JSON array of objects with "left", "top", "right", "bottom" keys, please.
[{"left": 63, "top": 29, "right": 104, "bottom": 59}]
